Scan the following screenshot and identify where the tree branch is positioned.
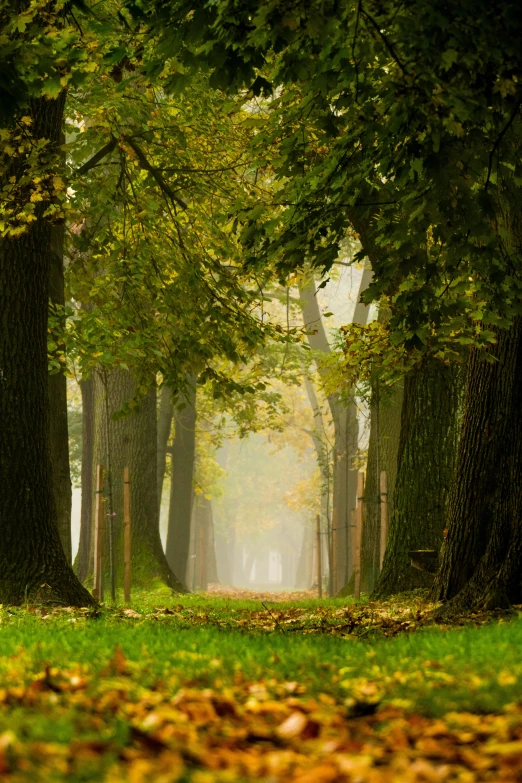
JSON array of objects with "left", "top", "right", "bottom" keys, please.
[
  {"left": 124, "top": 137, "right": 188, "bottom": 210},
  {"left": 74, "top": 137, "right": 118, "bottom": 176}
]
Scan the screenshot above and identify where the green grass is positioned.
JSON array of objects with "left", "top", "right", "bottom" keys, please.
[
  {"left": 0, "top": 594, "right": 521, "bottom": 780},
  {"left": 0, "top": 597, "right": 520, "bottom": 716}
]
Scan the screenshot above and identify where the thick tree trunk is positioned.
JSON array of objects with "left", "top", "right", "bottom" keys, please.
[
  {"left": 361, "top": 376, "right": 404, "bottom": 593},
  {"left": 0, "top": 94, "right": 93, "bottom": 605},
  {"left": 157, "top": 384, "right": 174, "bottom": 506},
  {"left": 93, "top": 369, "right": 184, "bottom": 593},
  {"left": 432, "top": 319, "right": 522, "bottom": 612},
  {"left": 48, "top": 220, "right": 72, "bottom": 563},
  {"left": 373, "top": 359, "right": 462, "bottom": 598},
  {"left": 165, "top": 382, "right": 197, "bottom": 587},
  {"left": 74, "top": 376, "right": 95, "bottom": 582}
]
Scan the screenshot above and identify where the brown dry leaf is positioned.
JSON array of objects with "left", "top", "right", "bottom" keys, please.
[
  {"left": 122, "top": 608, "right": 142, "bottom": 619},
  {"left": 277, "top": 711, "right": 308, "bottom": 739},
  {"left": 100, "top": 645, "right": 128, "bottom": 676}
]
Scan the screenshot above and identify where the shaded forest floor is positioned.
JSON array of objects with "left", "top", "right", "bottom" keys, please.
[{"left": 0, "top": 590, "right": 521, "bottom": 781}]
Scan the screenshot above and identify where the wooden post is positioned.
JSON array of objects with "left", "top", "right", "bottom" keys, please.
[
  {"left": 316, "top": 513, "right": 322, "bottom": 598},
  {"left": 93, "top": 465, "right": 104, "bottom": 601},
  {"left": 123, "top": 467, "right": 131, "bottom": 604},
  {"left": 354, "top": 471, "right": 365, "bottom": 600},
  {"left": 332, "top": 508, "right": 338, "bottom": 596},
  {"left": 379, "top": 470, "right": 388, "bottom": 571}
]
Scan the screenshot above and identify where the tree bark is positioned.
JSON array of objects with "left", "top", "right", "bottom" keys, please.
[
  {"left": 48, "top": 219, "right": 72, "bottom": 563},
  {"left": 93, "top": 369, "right": 184, "bottom": 593},
  {"left": 299, "top": 268, "right": 372, "bottom": 589},
  {"left": 295, "top": 523, "right": 314, "bottom": 588},
  {"left": 432, "top": 319, "right": 522, "bottom": 612},
  {"left": 0, "top": 94, "right": 93, "bottom": 605},
  {"left": 373, "top": 359, "right": 463, "bottom": 598},
  {"left": 157, "top": 384, "right": 174, "bottom": 507},
  {"left": 74, "top": 376, "right": 95, "bottom": 582},
  {"left": 165, "top": 381, "right": 197, "bottom": 587},
  {"left": 361, "top": 372, "right": 404, "bottom": 592},
  {"left": 206, "top": 499, "right": 219, "bottom": 584}
]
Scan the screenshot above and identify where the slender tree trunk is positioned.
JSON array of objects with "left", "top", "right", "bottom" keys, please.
[
  {"left": 0, "top": 94, "right": 93, "bottom": 605},
  {"left": 93, "top": 369, "right": 184, "bottom": 592},
  {"left": 295, "top": 524, "right": 314, "bottom": 588},
  {"left": 361, "top": 376, "right": 404, "bottom": 593},
  {"left": 432, "top": 319, "right": 522, "bottom": 612},
  {"left": 157, "top": 384, "right": 174, "bottom": 506},
  {"left": 165, "top": 381, "right": 197, "bottom": 587},
  {"left": 191, "top": 493, "right": 213, "bottom": 590},
  {"left": 373, "top": 359, "right": 463, "bottom": 598},
  {"left": 48, "top": 219, "right": 72, "bottom": 563},
  {"left": 299, "top": 268, "right": 372, "bottom": 590},
  {"left": 74, "top": 376, "right": 95, "bottom": 582},
  {"left": 206, "top": 499, "right": 219, "bottom": 584}
]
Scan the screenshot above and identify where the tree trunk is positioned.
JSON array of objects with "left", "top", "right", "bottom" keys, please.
[
  {"left": 432, "top": 319, "right": 522, "bottom": 612},
  {"left": 93, "top": 369, "right": 184, "bottom": 593},
  {"left": 48, "top": 219, "right": 72, "bottom": 563},
  {"left": 0, "top": 94, "right": 93, "bottom": 605},
  {"left": 373, "top": 359, "right": 463, "bottom": 598},
  {"left": 74, "top": 376, "right": 95, "bottom": 582},
  {"left": 165, "top": 382, "right": 197, "bottom": 587},
  {"left": 299, "top": 269, "right": 372, "bottom": 590},
  {"left": 361, "top": 376, "right": 404, "bottom": 593},
  {"left": 157, "top": 384, "right": 174, "bottom": 506},
  {"left": 295, "top": 524, "right": 314, "bottom": 588},
  {"left": 206, "top": 499, "right": 219, "bottom": 584}
]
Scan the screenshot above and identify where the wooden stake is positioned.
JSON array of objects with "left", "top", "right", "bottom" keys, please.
[
  {"left": 123, "top": 467, "right": 131, "bottom": 604},
  {"left": 93, "top": 465, "right": 104, "bottom": 601},
  {"left": 354, "top": 471, "right": 365, "bottom": 600},
  {"left": 332, "top": 507, "right": 338, "bottom": 595},
  {"left": 379, "top": 470, "right": 388, "bottom": 571},
  {"left": 316, "top": 514, "right": 323, "bottom": 598}
]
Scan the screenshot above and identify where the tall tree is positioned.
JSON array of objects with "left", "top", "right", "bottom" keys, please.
[
  {"left": 48, "top": 219, "right": 72, "bottom": 562},
  {"left": 0, "top": 92, "right": 92, "bottom": 605},
  {"left": 360, "top": 376, "right": 403, "bottom": 593},
  {"left": 299, "top": 267, "right": 372, "bottom": 587},
  {"left": 75, "top": 376, "right": 95, "bottom": 582},
  {"left": 373, "top": 360, "right": 463, "bottom": 597},
  {"left": 433, "top": 320, "right": 522, "bottom": 611},
  {"left": 165, "top": 382, "right": 197, "bottom": 587},
  {"left": 157, "top": 384, "right": 174, "bottom": 506},
  {"left": 93, "top": 369, "right": 184, "bottom": 592}
]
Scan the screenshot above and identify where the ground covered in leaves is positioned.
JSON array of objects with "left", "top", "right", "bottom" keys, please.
[{"left": 0, "top": 588, "right": 521, "bottom": 781}]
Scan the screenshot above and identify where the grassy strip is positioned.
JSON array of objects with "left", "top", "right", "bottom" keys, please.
[{"left": 0, "top": 597, "right": 520, "bottom": 780}]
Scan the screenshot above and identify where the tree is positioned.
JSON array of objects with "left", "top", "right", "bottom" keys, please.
[
  {"left": 92, "top": 368, "right": 184, "bottom": 592},
  {"left": 75, "top": 376, "right": 95, "bottom": 582},
  {"left": 360, "top": 371, "right": 403, "bottom": 593},
  {"left": 140, "top": 0, "right": 522, "bottom": 610},
  {"left": 165, "top": 382, "right": 197, "bottom": 587},
  {"left": 49, "top": 219, "right": 73, "bottom": 562},
  {"left": 0, "top": 90, "right": 93, "bottom": 605},
  {"left": 299, "top": 267, "right": 372, "bottom": 588},
  {"left": 433, "top": 320, "right": 522, "bottom": 611},
  {"left": 373, "top": 359, "right": 463, "bottom": 597}
]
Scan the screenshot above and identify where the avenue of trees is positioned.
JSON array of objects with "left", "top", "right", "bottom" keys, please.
[{"left": 1, "top": 0, "right": 522, "bottom": 613}]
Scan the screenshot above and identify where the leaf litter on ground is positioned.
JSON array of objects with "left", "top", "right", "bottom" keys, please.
[{"left": 0, "top": 588, "right": 521, "bottom": 781}]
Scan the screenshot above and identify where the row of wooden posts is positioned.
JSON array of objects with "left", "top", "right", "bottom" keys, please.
[
  {"left": 315, "top": 470, "right": 388, "bottom": 599},
  {"left": 92, "top": 465, "right": 132, "bottom": 603}
]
